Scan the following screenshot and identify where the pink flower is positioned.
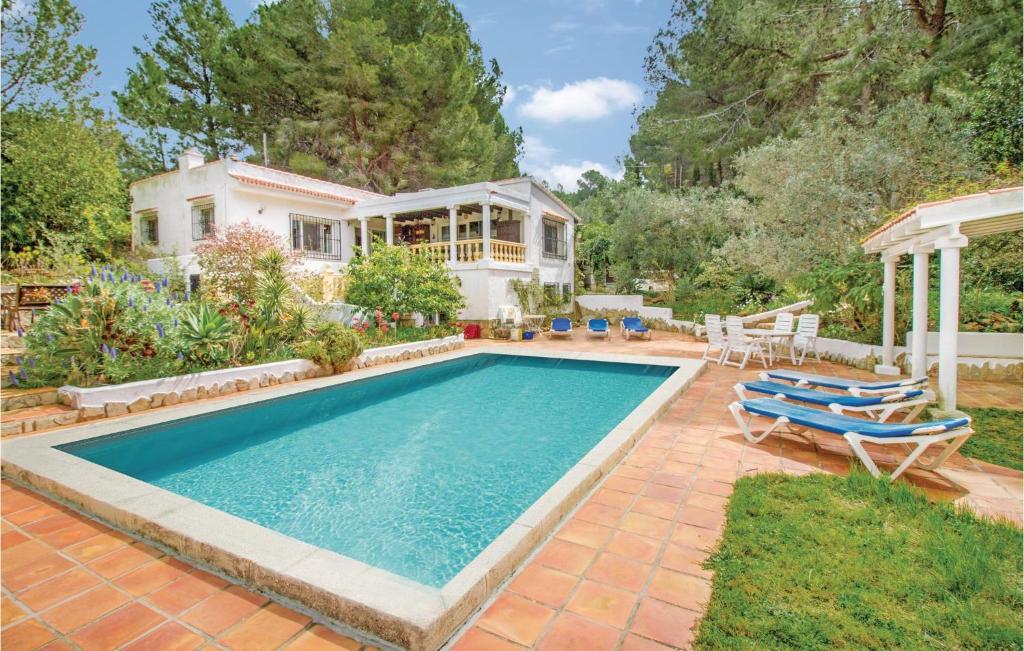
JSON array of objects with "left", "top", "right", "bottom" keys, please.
[{"left": 391, "top": 312, "right": 400, "bottom": 322}]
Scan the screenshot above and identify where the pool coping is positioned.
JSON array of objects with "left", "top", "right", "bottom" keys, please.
[{"left": 1, "top": 347, "right": 705, "bottom": 650}]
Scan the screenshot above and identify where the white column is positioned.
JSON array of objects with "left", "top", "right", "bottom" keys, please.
[
  {"left": 935, "top": 233, "right": 968, "bottom": 411},
  {"left": 359, "top": 217, "right": 369, "bottom": 256},
  {"left": 910, "top": 246, "right": 932, "bottom": 379},
  {"left": 448, "top": 204, "right": 458, "bottom": 265},
  {"left": 385, "top": 214, "right": 394, "bottom": 245},
  {"left": 874, "top": 254, "right": 901, "bottom": 375},
  {"left": 481, "top": 201, "right": 491, "bottom": 261}
]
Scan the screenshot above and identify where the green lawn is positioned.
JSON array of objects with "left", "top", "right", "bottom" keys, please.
[
  {"left": 959, "top": 407, "right": 1023, "bottom": 471},
  {"left": 695, "top": 472, "right": 1023, "bottom": 650}
]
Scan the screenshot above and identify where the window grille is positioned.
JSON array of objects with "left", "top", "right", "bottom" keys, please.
[
  {"left": 191, "top": 204, "right": 215, "bottom": 240},
  {"left": 290, "top": 214, "right": 342, "bottom": 260},
  {"left": 542, "top": 219, "right": 567, "bottom": 259}
]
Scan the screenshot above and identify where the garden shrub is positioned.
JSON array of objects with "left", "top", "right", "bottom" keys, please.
[
  {"left": 297, "top": 321, "right": 364, "bottom": 372},
  {"left": 193, "top": 221, "right": 300, "bottom": 301},
  {"left": 345, "top": 240, "right": 465, "bottom": 321}
]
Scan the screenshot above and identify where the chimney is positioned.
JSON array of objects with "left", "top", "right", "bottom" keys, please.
[{"left": 178, "top": 148, "right": 204, "bottom": 171}]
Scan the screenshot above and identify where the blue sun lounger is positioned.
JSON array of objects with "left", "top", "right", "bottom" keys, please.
[
  {"left": 735, "top": 380, "right": 933, "bottom": 423},
  {"left": 729, "top": 397, "right": 972, "bottom": 479},
  {"left": 548, "top": 317, "right": 573, "bottom": 338},
  {"left": 587, "top": 318, "right": 610, "bottom": 339},
  {"left": 621, "top": 317, "right": 651, "bottom": 340},
  {"left": 762, "top": 369, "right": 929, "bottom": 395}
]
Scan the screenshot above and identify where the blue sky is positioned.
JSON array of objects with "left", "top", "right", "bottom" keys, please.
[{"left": 73, "top": 0, "right": 671, "bottom": 190}]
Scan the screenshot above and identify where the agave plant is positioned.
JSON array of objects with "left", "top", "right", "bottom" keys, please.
[{"left": 179, "top": 303, "right": 235, "bottom": 364}]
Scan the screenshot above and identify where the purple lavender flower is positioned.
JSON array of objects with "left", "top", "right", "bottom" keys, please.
[
  {"left": 165, "top": 297, "right": 171, "bottom": 306},
  {"left": 90, "top": 266, "right": 97, "bottom": 278},
  {"left": 27, "top": 358, "right": 35, "bottom": 368},
  {"left": 156, "top": 323, "right": 165, "bottom": 338},
  {"left": 177, "top": 352, "right": 184, "bottom": 362},
  {"left": 45, "top": 334, "right": 53, "bottom": 343},
  {"left": 111, "top": 348, "right": 118, "bottom": 360},
  {"left": 128, "top": 297, "right": 134, "bottom": 308},
  {"left": 16, "top": 327, "right": 24, "bottom": 337},
  {"left": 121, "top": 272, "right": 128, "bottom": 282},
  {"left": 18, "top": 368, "right": 27, "bottom": 381},
  {"left": 101, "top": 343, "right": 111, "bottom": 356},
  {"left": 172, "top": 318, "right": 178, "bottom": 327},
  {"left": 15, "top": 356, "right": 23, "bottom": 365},
  {"left": 9, "top": 371, "right": 19, "bottom": 387}
]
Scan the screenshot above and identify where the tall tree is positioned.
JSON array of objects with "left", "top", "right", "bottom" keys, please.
[
  {"left": 1, "top": 0, "right": 97, "bottom": 111},
  {"left": 115, "top": 0, "right": 236, "bottom": 159},
  {"left": 218, "top": 0, "right": 520, "bottom": 193}
]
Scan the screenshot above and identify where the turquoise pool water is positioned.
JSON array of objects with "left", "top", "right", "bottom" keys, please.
[{"left": 62, "top": 354, "right": 675, "bottom": 587}]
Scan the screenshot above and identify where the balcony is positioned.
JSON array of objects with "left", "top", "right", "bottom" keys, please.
[{"left": 408, "top": 239, "right": 526, "bottom": 264}]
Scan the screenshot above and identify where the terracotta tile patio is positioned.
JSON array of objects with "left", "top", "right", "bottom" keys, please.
[{"left": 2, "top": 334, "right": 1020, "bottom": 650}]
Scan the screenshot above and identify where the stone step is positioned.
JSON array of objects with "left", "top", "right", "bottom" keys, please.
[
  {"left": 1, "top": 403, "right": 79, "bottom": 438},
  {"left": 1, "top": 386, "right": 59, "bottom": 412},
  {"left": 0, "top": 332, "right": 25, "bottom": 348},
  {"left": 1, "top": 347, "right": 27, "bottom": 367}
]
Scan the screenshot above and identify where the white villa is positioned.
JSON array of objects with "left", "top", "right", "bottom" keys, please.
[{"left": 130, "top": 148, "right": 578, "bottom": 320}]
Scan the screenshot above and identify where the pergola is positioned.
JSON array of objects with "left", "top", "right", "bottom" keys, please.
[{"left": 861, "top": 186, "right": 1023, "bottom": 411}]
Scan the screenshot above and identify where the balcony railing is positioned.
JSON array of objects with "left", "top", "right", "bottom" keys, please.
[{"left": 408, "top": 238, "right": 526, "bottom": 264}]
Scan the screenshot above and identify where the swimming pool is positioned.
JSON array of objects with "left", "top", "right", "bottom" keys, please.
[
  {"left": 3, "top": 348, "right": 704, "bottom": 649},
  {"left": 61, "top": 353, "right": 673, "bottom": 587}
]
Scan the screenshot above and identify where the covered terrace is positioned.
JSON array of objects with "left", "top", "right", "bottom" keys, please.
[
  {"left": 350, "top": 182, "right": 532, "bottom": 265},
  {"left": 861, "top": 186, "right": 1023, "bottom": 410}
]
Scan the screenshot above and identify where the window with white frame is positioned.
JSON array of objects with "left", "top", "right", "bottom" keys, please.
[
  {"left": 543, "top": 218, "right": 567, "bottom": 259},
  {"left": 290, "top": 214, "right": 341, "bottom": 260},
  {"left": 138, "top": 211, "right": 159, "bottom": 245},
  {"left": 191, "top": 203, "right": 215, "bottom": 240}
]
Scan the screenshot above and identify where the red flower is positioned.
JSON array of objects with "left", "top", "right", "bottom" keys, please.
[{"left": 391, "top": 312, "right": 400, "bottom": 321}]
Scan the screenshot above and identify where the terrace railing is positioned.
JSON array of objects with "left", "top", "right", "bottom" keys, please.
[{"left": 408, "top": 239, "right": 526, "bottom": 264}]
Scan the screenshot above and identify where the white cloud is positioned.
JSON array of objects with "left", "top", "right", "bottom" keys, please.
[
  {"left": 521, "top": 135, "right": 622, "bottom": 191},
  {"left": 519, "top": 77, "right": 640, "bottom": 123},
  {"left": 503, "top": 86, "right": 517, "bottom": 105},
  {"left": 545, "top": 44, "right": 573, "bottom": 56}
]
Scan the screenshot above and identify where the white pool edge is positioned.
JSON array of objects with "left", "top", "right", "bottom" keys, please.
[{"left": 1, "top": 347, "right": 706, "bottom": 650}]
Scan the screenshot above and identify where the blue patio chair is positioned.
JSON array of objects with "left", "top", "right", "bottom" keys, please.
[
  {"left": 762, "top": 369, "right": 929, "bottom": 395},
  {"left": 547, "top": 317, "right": 573, "bottom": 338},
  {"left": 586, "top": 318, "right": 610, "bottom": 339},
  {"left": 620, "top": 316, "right": 651, "bottom": 340},
  {"left": 735, "top": 380, "right": 933, "bottom": 423},
  {"left": 728, "top": 397, "right": 972, "bottom": 480}
]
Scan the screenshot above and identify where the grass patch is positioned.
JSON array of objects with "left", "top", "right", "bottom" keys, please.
[
  {"left": 959, "top": 407, "right": 1023, "bottom": 471},
  {"left": 695, "top": 472, "right": 1023, "bottom": 650}
]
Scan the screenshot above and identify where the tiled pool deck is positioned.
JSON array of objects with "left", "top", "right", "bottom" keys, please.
[{"left": 2, "top": 334, "right": 1021, "bottom": 650}]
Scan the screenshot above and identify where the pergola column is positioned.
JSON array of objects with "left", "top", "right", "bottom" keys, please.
[
  {"left": 448, "top": 204, "right": 458, "bottom": 265},
  {"left": 358, "top": 216, "right": 369, "bottom": 256},
  {"left": 481, "top": 201, "right": 491, "bottom": 261},
  {"left": 385, "top": 214, "right": 394, "bottom": 245},
  {"left": 910, "top": 245, "right": 932, "bottom": 379},
  {"left": 874, "top": 254, "right": 901, "bottom": 375},
  {"left": 935, "top": 232, "right": 968, "bottom": 411}
]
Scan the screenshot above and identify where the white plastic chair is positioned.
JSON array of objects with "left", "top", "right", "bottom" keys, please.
[
  {"left": 702, "top": 314, "right": 727, "bottom": 364},
  {"left": 725, "top": 315, "right": 743, "bottom": 331},
  {"left": 722, "top": 322, "right": 767, "bottom": 369},
  {"left": 793, "top": 313, "right": 821, "bottom": 365},
  {"left": 769, "top": 312, "right": 794, "bottom": 363}
]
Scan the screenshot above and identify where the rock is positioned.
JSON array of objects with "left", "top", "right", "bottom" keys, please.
[
  {"left": 79, "top": 405, "right": 105, "bottom": 421},
  {"left": 180, "top": 388, "right": 197, "bottom": 403},
  {"left": 259, "top": 374, "right": 269, "bottom": 388},
  {"left": 196, "top": 385, "right": 208, "bottom": 400},
  {"left": 247, "top": 378, "right": 260, "bottom": 390},
  {"left": 149, "top": 392, "right": 166, "bottom": 408},
  {"left": 2, "top": 420, "right": 24, "bottom": 436},
  {"left": 267, "top": 375, "right": 278, "bottom": 386},
  {"left": 163, "top": 392, "right": 180, "bottom": 406},
  {"left": 280, "top": 372, "right": 294, "bottom": 384},
  {"left": 206, "top": 384, "right": 220, "bottom": 397},
  {"left": 105, "top": 402, "right": 129, "bottom": 417},
  {"left": 219, "top": 382, "right": 235, "bottom": 395},
  {"left": 235, "top": 379, "right": 250, "bottom": 392},
  {"left": 128, "top": 396, "right": 152, "bottom": 413}
]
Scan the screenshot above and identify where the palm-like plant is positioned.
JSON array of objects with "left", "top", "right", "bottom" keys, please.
[{"left": 179, "top": 303, "right": 235, "bottom": 364}]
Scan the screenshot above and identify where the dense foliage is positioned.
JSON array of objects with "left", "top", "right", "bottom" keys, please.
[
  {"left": 559, "top": 0, "right": 1022, "bottom": 343},
  {"left": 345, "top": 241, "right": 465, "bottom": 321},
  {"left": 116, "top": 0, "right": 522, "bottom": 193}
]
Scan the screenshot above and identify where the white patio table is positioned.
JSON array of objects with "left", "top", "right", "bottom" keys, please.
[{"left": 743, "top": 329, "right": 797, "bottom": 366}]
